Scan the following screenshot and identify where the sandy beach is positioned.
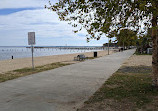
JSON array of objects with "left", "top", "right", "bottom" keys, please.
[{"left": 0, "top": 50, "right": 115, "bottom": 73}]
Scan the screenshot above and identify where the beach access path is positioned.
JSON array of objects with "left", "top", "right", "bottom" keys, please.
[{"left": 0, "top": 49, "right": 135, "bottom": 111}]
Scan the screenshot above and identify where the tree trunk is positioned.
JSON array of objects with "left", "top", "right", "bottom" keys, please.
[{"left": 152, "top": 15, "right": 158, "bottom": 87}]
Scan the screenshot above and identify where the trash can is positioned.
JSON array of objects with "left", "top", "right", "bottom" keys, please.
[{"left": 94, "top": 52, "right": 97, "bottom": 57}]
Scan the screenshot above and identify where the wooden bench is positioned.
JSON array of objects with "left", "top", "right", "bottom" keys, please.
[{"left": 74, "top": 54, "right": 88, "bottom": 61}]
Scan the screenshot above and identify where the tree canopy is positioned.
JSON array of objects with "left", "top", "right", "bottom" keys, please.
[
  {"left": 116, "top": 29, "right": 137, "bottom": 49},
  {"left": 46, "top": 0, "right": 157, "bottom": 40},
  {"left": 46, "top": 0, "right": 158, "bottom": 87}
]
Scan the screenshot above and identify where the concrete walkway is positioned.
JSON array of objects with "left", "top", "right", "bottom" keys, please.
[{"left": 0, "top": 49, "right": 135, "bottom": 111}]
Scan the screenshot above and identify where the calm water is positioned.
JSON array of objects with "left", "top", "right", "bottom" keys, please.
[{"left": 0, "top": 46, "right": 104, "bottom": 61}]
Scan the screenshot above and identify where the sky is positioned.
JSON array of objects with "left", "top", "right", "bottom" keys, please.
[{"left": 0, "top": 0, "right": 110, "bottom": 46}]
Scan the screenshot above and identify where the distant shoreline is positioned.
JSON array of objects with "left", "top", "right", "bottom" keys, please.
[{"left": 0, "top": 45, "right": 104, "bottom": 48}]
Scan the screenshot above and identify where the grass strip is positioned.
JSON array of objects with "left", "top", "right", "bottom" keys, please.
[{"left": 0, "top": 62, "right": 71, "bottom": 83}]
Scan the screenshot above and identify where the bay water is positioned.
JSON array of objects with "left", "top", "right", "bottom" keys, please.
[{"left": 0, "top": 46, "right": 103, "bottom": 61}]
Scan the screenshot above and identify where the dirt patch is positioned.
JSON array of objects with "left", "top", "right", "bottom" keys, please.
[
  {"left": 78, "top": 99, "right": 135, "bottom": 111},
  {"left": 123, "top": 55, "right": 152, "bottom": 66},
  {"left": 117, "top": 66, "right": 152, "bottom": 74},
  {"left": 142, "top": 96, "right": 158, "bottom": 111}
]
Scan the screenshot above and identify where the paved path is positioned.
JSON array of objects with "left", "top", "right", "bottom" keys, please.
[{"left": 0, "top": 49, "right": 135, "bottom": 111}]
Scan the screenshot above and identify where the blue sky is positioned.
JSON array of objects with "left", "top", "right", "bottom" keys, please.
[
  {"left": 0, "top": 0, "right": 109, "bottom": 46},
  {"left": 0, "top": 8, "right": 37, "bottom": 15}
]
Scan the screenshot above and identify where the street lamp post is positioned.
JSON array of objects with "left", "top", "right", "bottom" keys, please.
[{"left": 108, "top": 37, "right": 110, "bottom": 55}]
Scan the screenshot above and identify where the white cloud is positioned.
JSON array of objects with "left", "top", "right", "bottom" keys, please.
[{"left": 0, "top": 0, "right": 108, "bottom": 46}]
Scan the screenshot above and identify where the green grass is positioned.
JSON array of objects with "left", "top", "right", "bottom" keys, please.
[
  {"left": 83, "top": 66, "right": 157, "bottom": 110},
  {"left": 0, "top": 62, "right": 71, "bottom": 83}
]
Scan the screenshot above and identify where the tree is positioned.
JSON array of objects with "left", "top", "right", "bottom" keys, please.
[
  {"left": 116, "top": 29, "right": 137, "bottom": 49},
  {"left": 46, "top": 0, "right": 158, "bottom": 87},
  {"left": 136, "top": 28, "right": 152, "bottom": 54},
  {"left": 136, "top": 35, "right": 151, "bottom": 54}
]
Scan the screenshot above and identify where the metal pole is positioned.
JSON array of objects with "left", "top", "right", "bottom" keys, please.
[
  {"left": 31, "top": 45, "right": 34, "bottom": 69},
  {"left": 108, "top": 37, "right": 110, "bottom": 55},
  {"left": 123, "top": 41, "right": 125, "bottom": 51}
]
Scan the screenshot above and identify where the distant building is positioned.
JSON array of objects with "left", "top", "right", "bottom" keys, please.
[{"left": 103, "top": 43, "right": 118, "bottom": 47}]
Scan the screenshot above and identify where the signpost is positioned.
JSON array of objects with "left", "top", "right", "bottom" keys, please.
[{"left": 28, "top": 32, "right": 35, "bottom": 69}]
